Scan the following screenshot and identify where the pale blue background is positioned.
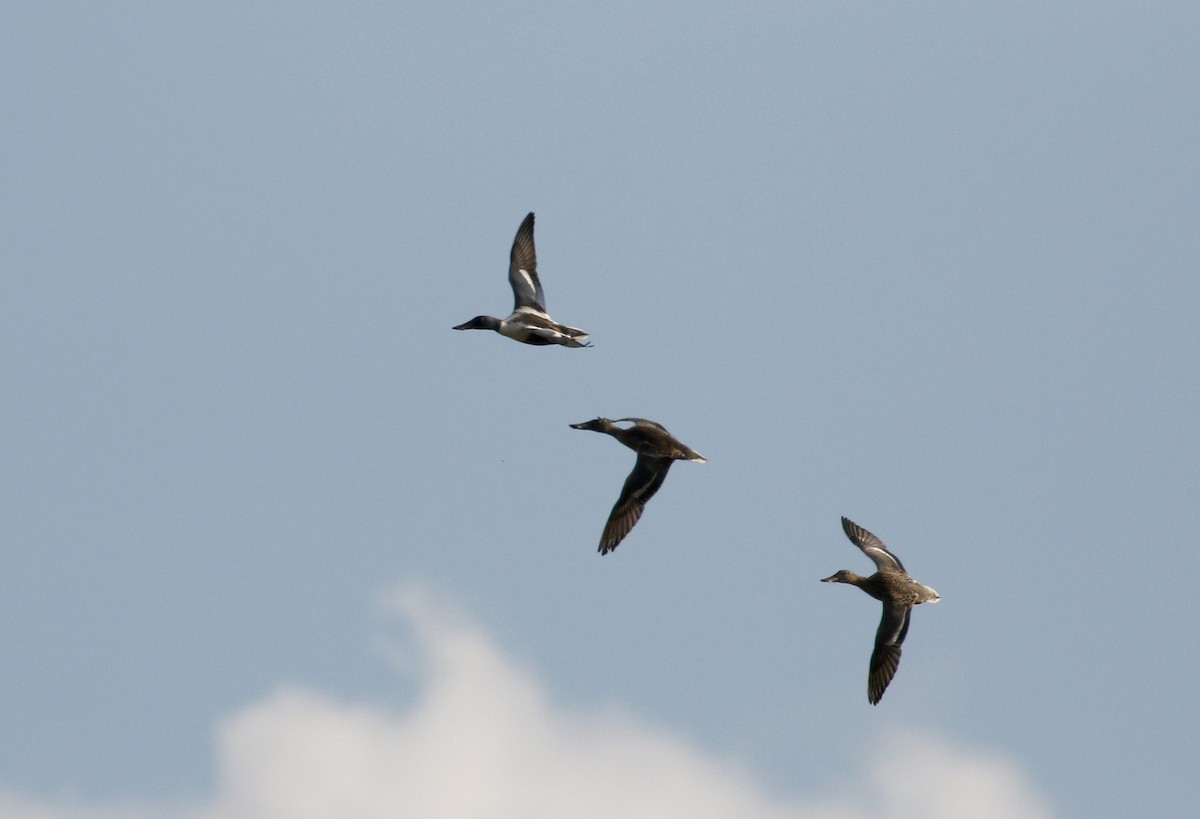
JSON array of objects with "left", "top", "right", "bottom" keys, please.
[{"left": 2, "top": 2, "right": 1197, "bottom": 816}]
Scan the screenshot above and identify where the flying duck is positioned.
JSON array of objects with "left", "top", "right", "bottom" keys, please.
[
  {"left": 822, "top": 516, "right": 940, "bottom": 705},
  {"left": 453, "top": 212, "right": 591, "bottom": 348},
  {"left": 569, "top": 418, "right": 705, "bottom": 554}
]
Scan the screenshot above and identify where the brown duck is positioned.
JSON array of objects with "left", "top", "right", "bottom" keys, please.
[
  {"left": 822, "top": 516, "right": 940, "bottom": 704},
  {"left": 569, "top": 418, "right": 705, "bottom": 554}
]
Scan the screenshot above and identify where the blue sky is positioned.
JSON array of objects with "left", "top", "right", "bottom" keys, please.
[{"left": 2, "top": 3, "right": 1197, "bottom": 817}]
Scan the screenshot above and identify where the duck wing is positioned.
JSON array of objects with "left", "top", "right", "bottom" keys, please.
[
  {"left": 508, "top": 212, "right": 546, "bottom": 312},
  {"left": 842, "top": 516, "right": 906, "bottom": 573},
  {"left": 599, "top": 455, "right": 673, "bottom": 554},
  {"left": 613, "top": 417, "right": 669, "bottom": 433},
  {"left": 868, "top": 603, "right": 911, "bottom": 705}
]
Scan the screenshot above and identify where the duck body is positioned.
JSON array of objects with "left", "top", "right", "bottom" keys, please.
[
  {"left": 454, "top": 307, "right": 590, "bottom": 347},
  {"left": 453, "top": 212, "right": 591, "bottom": 348},
  {"left": 822, "top": 516, "right": 939, "bottom": 705},
  {"left": 570, "top": 418, "right": 705, "bottom": 554}
]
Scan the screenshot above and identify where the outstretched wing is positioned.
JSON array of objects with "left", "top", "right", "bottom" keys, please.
[
  {"left": 613, "top": 417, "right": 670, "bottom": 433},
  {"left": 599, "top": 456, "right": 673, "bottom": 554},
  {"left": 508, "top": 212, "right": 546, "bottom": 312},
  {"left": 842, "top": 516, "right": 906, "bottom": 573},
  {"left": 868, "top": 604, "right": 911, "bottom": 705}
]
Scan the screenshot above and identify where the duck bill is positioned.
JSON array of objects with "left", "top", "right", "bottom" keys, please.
[{"left": 820, "top": 574, "right": 840, "bottom": 583}]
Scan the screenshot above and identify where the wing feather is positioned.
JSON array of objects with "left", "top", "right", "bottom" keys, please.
[
  {"left": 598, "top": 456, "right": 673, "bottom": 554},
  {"left": 507, "top": 212, "right": 545, "bottom": 312},
  {"left": 842, "top": 516, "right": 906, "bottom": 573},
  {"left": 867, "top": 604, "right": 910, "bottom": 705}
]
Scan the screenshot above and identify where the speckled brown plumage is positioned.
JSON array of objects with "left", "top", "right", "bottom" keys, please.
[
  {"left": 570, "top": 418, "right": 705, "bottom": 554},
  {"left": 822, "top": 516, "right": 940, "bottom": 705}
]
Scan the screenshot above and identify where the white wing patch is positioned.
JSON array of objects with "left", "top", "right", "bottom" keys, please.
[
  {"left": 512, "top": 267, "right": 542, "bottom": 309},
  {"left": 865, "top": 546, "right": 903, "bottom": 572}
]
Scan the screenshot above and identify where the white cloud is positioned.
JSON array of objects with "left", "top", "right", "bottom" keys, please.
[
  {"left": 871, "top": 729, "right": 1057, "bottom": 819},
  {"left": 0, "top": 585, "right": 1055, "bottom": 819}
]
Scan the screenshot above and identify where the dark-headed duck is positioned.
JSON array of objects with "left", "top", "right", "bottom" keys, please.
[
  {"left": 454, "top": 212, "right": 591, "bottom": 348},
  {"left": 570, "top": 417, "right": 704, "bottom": 554}
]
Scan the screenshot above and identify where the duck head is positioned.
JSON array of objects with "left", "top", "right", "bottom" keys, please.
[
  {"left": 453, "top": 314, "right": 501, "bottom": 329},
  {"left": 453, "top": 315, "right": 502, "bottom": 331},
  {"left": 569, "top": 418, "right": 615, "bottom": 433},
  {"left": 821, "top": 570, "right": 860, "bottom": 584}
]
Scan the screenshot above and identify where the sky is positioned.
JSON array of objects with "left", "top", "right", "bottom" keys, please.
[{"left": 2, "top": 2, "right": 1197, "bottom": 817}]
